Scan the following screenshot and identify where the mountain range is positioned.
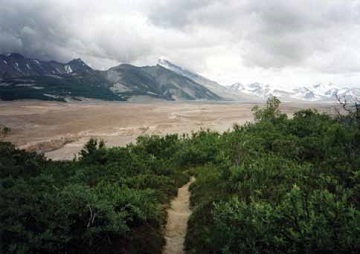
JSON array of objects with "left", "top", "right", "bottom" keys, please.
[
  {"left": 0, "top": 53, "right": 223, "bottom": 102},
  {"left": 0, "top": 53, "right": 358, "bottom": 103},
  {"left": 229, "top": 82, "right": 359, "bottom": 103}
]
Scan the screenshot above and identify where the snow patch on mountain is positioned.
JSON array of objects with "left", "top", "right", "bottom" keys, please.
[
  {"left": 65, "top": 65, "right": 73, "bottom": 74},
  {"left": 157, "top": 59, "right": 252, "bottom": 101},
  {"left": 229, "top": 82, "right": 359, "bottom": 102},
  {"left": 0, "top": 53, "right": 93, "bottom": 79}
]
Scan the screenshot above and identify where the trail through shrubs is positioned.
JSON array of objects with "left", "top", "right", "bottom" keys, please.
[{"left": 1, "top": 97, "right": 359, "bottom": 253}]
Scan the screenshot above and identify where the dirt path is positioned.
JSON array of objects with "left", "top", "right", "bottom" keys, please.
[{"left": 163, "top": 177, "right": 195, "bottom": 254}]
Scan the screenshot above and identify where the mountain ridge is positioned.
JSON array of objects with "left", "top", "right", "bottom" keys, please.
[
  {"left": 0, "top": 53, "right": 222, "bottom": 102},
  {"left": 0, "top": 53, "right": 358, "bottom": 103},
  {"left": 157, "top": 59, "right": 251, "bottom": 101},
  {"left": 229, "top": 82, "right": 359, "bottom": 103},
  {"left": 0, "top": 53, "right": 93, "bottom": 78}
]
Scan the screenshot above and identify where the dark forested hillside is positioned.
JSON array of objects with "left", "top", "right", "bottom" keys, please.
[{"left": 1, "top": 98, "right": 359, "bottom": 253}]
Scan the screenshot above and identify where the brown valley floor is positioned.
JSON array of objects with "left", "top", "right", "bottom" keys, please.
[{"left": 0, "top": 100, "right": 335, "bottom": 160}]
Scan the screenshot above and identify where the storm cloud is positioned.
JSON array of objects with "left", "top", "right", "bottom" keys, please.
[{"left": 1, "top": 0, "right": 360, "bottom": 87}]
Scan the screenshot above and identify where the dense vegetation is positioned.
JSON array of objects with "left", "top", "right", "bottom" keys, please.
[
  {"left": 185, "top": 97, "right": 360, "bottom": 253},
  {"left": 1, "top": 97, "right": 359, "bottom": 253},
  {"left": 0, "top": 136, "right": 190, "bottom": 253}
]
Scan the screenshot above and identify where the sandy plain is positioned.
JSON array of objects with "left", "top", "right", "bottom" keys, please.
[{"left": 0, "top": 100, "right": 335, "bottom": 160}]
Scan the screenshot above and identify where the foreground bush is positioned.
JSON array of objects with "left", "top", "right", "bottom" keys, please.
[
  {"left": 1, "top": 135, "right": 190, "bottom": 254},
  {"left": 185, "top": 98, "right": 360, "bottom": 253}
]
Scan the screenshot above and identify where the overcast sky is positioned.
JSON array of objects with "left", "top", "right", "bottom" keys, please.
[{"left": 1, "top": 0, "right": 360, "bottom": 88}]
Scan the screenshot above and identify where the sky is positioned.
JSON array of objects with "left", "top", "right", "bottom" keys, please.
[{"left": 0, "top": 0, "right": 360, "bottom": 88}]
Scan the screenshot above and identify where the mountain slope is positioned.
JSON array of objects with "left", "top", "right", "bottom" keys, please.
[
  {"left": 0, "top": 71, "right": 121, "bottom": 102},
  {"left": 106, "top": 63, "right": 221, "bottom": 101},
  {"left": 157, "top": 59, "right": 251, "bottom": 101},
  {"left": 0, "top": 53, "right": 92, "bottom": 79},
  {"left": 0, "top": 53, "right": 223, "bottom": 102}
]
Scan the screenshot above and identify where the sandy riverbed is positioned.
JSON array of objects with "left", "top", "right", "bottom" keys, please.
[{"left": 0, "top": 100, "right": 335, "bottom": 160}]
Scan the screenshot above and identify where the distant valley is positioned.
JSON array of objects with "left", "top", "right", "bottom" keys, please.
[{"left": 0, "top": 53, "right": 358, "bottom": 103}]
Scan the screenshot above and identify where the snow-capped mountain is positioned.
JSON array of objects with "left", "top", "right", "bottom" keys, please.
[
  {"left": 158, "top": 60, "right": 359, "bottom": 102},
  {"left": 1, "top": 53, "right": 358, "bottom": 103},
  {"left": 229, "top": 82, "right": 359, "bottom": 102},
  {"left": 292, "top": 83, "right": 359, "bottom": 102},
  {"left": 0, "top": 53, "right": 92, "bottom": 79},
  {"left": 106, "top": 63, "right": 221, "bottom": 101},
  {"left": 0, "top": 53, "right": 223, "bottom": 102},
  {"left": 229, "top": 83, "right": 271, "bottom": 97},
  {"left": 157, "top": 59, "right": 359, "bottom": 102},
  {"left": 157, "top": 59, "right": 250, "bottom": 101},
  {"left": 229, "top": 82, "right": 294, "bottom": 100}
]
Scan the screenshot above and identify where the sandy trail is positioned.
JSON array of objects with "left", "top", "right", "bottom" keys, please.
[{"left": 163, "top": 177, "right": 195, "bottom": 254}]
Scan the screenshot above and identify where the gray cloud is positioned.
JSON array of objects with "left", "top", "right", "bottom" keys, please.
[
  {"left": 241, "top": 0, "right": 360, "bottom": 70},
  {"left": 148, "top": 0, "right": 360, "bottom": 72},
  {"left": 0, "top": 0, "right": 155, "bottom": 67},
  {"left": 0, "top": 1, "right": 73, "bottom": 61},
  {"left": 0, "top": 0, "right": 360, "bottom": 86}
]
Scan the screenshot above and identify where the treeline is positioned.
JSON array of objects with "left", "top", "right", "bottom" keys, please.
[{"left": 1, "top": 97, "right": 359, "bottom": 253}]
